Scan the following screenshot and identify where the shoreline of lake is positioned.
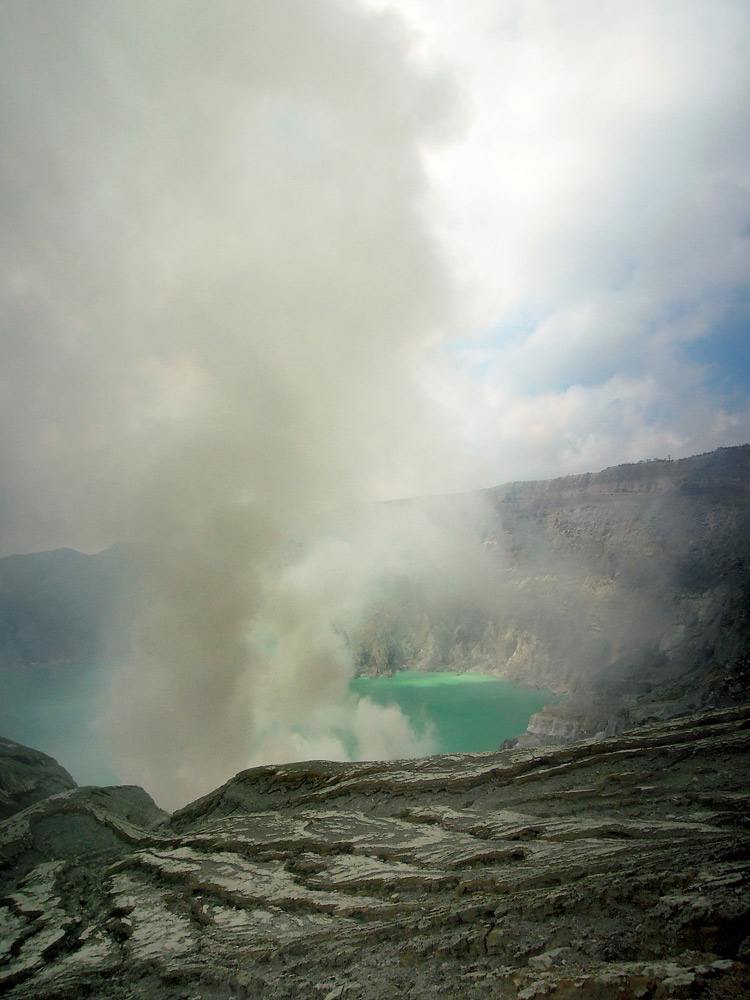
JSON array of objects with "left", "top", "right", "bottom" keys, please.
[{"left": 350, "top": 669, "right": 562, "bottom": 755}]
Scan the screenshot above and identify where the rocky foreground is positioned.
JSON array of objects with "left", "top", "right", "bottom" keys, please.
[{"left": 1, "top": 706, "right": 749, "bottom": 999}]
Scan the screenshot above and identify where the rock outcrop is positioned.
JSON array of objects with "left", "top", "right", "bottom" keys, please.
[
  {"left": 1, "top": 706, "right": 749, "bottom": 998},
  {"left": 0, "top": 737, "right": 77, "bottom": 822}
]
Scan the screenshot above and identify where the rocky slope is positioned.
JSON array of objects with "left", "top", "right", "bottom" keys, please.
[
  {"left": 1, "top": 706, "right": 749, "bottom": 999},
  {"left": 0, "top": 738, "right": 76, "bottom": 822},
  {"left": 350, "top": 446, "right": 750, "bottom": 742},
  {"left": 491, "top": 447, "right": 750, "bottom": 742}
]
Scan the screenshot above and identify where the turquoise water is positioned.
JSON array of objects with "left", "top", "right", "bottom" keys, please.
[
  {"left": 350, "top": 670, "right": 560, "bottom": 754},
  {"left": 0, "top": 659, "right": 118, "bottom": 786}
]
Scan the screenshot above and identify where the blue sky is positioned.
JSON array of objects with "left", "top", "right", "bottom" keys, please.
[{"left": 685, "top": 292, "right": 750, "bottom": 396}]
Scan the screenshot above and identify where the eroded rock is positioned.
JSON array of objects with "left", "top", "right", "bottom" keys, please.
[
  {"left": 0, "top": 737, "right": 76, "bottom": 822},
  {"left": 1, "top": 707, "right": 749, "bottom": 998}
]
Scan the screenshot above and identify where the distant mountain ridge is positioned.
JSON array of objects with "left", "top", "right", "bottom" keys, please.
[
  {"left": 0, "top": 545, "right": 125, "bottom": 669},
  {"left": 1, "top": 446, "right": 748, "bottom": 752}
]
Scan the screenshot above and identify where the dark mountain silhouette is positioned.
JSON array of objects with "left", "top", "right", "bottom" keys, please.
[{"left": 0, "top": 546, "right": 126, "bottom": 668}]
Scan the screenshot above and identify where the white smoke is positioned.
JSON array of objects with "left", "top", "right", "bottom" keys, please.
[{"left": 0, "top": 1, "right": 480, "bottom": 807}]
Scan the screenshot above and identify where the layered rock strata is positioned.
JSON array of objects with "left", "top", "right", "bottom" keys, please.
[{"left": 1, "top": 705, "right": 749, "bottom": 999}]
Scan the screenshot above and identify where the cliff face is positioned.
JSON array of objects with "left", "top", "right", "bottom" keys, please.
[
  {"left": 350, "top": 446, "right": 750, "bottom": 742},
  {"left": 2, "top": 446, "right": 748, "bottom": 751},
  {"left": 488, "top": 447, "right": 750, "bottom": 741},
  {"left": 1, "top": 707, "right": 748, "bottom": 999}
]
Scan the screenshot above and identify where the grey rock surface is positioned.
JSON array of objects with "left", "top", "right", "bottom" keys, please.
[
  {"left": 1, "top": 706, "right": 749, "bottom": 998},
  {"left": 0, "top": 737, "right": 77, "bottom": 822},
  {"left": 2, "top": 447, "right": 748, "bottom": 758}
]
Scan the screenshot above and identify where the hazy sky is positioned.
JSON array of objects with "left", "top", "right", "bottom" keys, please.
[
  {"left": 366, "top": 0, "right": 750, "bottom": 477},
  {"left": 1, "top": 0, "right": 748, "bottom": 556},
  {"left": 1, "top": 1, "right": 749, "bottom": 804}
]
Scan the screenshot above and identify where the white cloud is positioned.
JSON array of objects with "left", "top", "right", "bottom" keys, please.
[{"left": 366, "top": 0, "right": 750, "bottom": 479}]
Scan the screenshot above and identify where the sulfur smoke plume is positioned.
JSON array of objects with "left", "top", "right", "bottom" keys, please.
[{"left": 0, "top": 2, "right": 482, "bottom": 806}]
